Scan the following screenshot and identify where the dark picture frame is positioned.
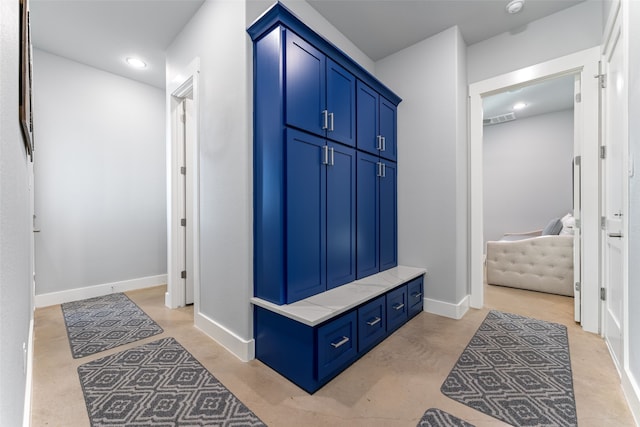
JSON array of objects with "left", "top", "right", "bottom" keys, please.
[{"left": 19, "top": 0, "right": 33, "bottom": 160}]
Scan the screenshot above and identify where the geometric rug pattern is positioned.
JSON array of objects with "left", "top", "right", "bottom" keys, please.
[
  {"left": 78, "top": 337, "right": 266, "bottom": 426},
  {"left": 62, "top": 293, "right": 164, "bottom": 358},
  {"left": 441, "top": 310, "right": 577, "bottom": 427},
  {"left": 417, "top": 408, "right": 475, "bottom": 427}
]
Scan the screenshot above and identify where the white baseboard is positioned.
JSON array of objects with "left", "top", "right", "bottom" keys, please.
[
  {"left": 194, "top": 311, "right": 255, "bottom": 362},
  {"left": 22, "top": 316, "right": 34, "bottom": 427},
  {"left": 622, "top": 369, "right": 640, "bottom": 426},
  {"left": 423, "top": 295, "right": 470, "bottom": 320},
  {"left": 34, "top": 274, "right": 167, "bottom": 307}
]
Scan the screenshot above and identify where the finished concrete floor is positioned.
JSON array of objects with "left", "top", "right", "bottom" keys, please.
[{"left": 31, "top": 284, "right": 636, "bottom": 426}]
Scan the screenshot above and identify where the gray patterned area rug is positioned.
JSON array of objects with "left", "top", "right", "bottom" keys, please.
[
  {"left": 62, "top": 292, "right": 164, "bottom": 358},
  {"left": 78, "top": 337, "right": 265, "bottom": 426},
  {"left": 441, "top": 310, "right": 577, "bottom": 427},
  {"left": 417, "top": 408, "right": 474, "bottom": 427}
]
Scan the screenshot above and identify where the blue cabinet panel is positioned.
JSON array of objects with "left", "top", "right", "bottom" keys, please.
[
  {"left": 326, "top": 143, "right": 356, "bottom": 289},
  {"left": 286, "top": 131, "right": 327, "bottom": 302},
  {"left": 407, "top": 276, "right": 424, "bottom": 318},
  {"left": 379, "top": 97, "right": 397, "bottom": 161},
  {"left": 285, "top": 30, "right": 326, "bottom": 137},
  {"left": 317, "top": 311, "right": 358, "bottom": 381},
  {"left": 326, "top": 59, "right": 356, "bottom": 146},
  {"left": 357, "top": 296, "right": 386, "bottom": 353},
  {"left": 386, "top": 285, "right": 408, "bottom": 332},
  {"left": 255, "top": 307, "right": 317, "bottom": 392},
  {"left": 356, "top": 81, "right": 379, "bottom": 156},
  {"left": 379, "top": 161, "right": 398, "bottom": 271},
  {"left": 356, "top": 152, "right": 380, "bottom": 279}
]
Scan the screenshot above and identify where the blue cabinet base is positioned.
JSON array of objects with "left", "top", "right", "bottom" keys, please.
[{"left": 254, "top": 275, "right": 424, "bottom": 393}]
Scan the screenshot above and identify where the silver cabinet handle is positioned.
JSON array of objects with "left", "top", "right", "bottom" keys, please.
[
  {"left": 381, "top": 136, "right": 386, "bottom": 152},
  {"left": 322, "top": 145, "right": 329, "bottom": 165},
  {"left": 330, "top": 336, "right": 349, "bottom": 348},
  {"left": 329, "top": 112, "right": 334, "bottom": 132},
  {"left": 411, "top": 292, "right": 422, "bottom": 299},
  {"left": 322, "top": 110, "right": 329, "bottom": 130},
  {"left": 381, "top": 163, "right": 386, "bottom": 178},
  {"left": 392, "top": 303, "right": 405, "bottom": 311},
  {"left": 376, "top": 135, "right": 383, "bottom": 150},
  {"left": 330, "top": 147, "right": 335, "bottom": 166},
  {"left": 377, "top": 162, "right": 382, "bottom": 177},
  {"left": 608, "top": 232, "right": 623, "bottom": 238},
  {"left": 366, "top": 317, "right": 381, "bottom": 326}
]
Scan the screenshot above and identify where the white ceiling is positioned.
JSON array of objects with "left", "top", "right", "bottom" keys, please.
[
  {"left": 306, "top": 0, "right": 584, "bottom": 61},
  {"left": 29, "top": 0, "right": 584, "bottom": 116},
  {"left": 30, "top": 0, "right": 205, "bottom": 89},
  {"left": 483, "top": 74, "right": 576, "bottom": 124}
]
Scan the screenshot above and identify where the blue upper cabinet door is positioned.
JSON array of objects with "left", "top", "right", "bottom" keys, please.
[
  {"left": 326, "top": 143, "right": 356, "bottom": 289},
  {"left": 379, "top": 161, "right": 397, "bottom": 271},
  {"left": 286, "top": 130, "right": 327, "bottom": 303},
  {"left": 356, "top": 151, "right": 380, "bottom": 279},
  {"left": 326, "top": 59, "right": 356, "bottom": 147},
  {"left": 356, "top": 81, "right": 379, "bottom": 156},
  {"left": 379, "top": 97, "right": 397, "bottom": 162},
  {"left": 285, "top": 30, "right": 326, "bottom": 137}
]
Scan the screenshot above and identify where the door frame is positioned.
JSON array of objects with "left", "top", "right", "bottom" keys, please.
[
  {"left": 469, "top": 47, "right": 601, "bottom": 333},
  {"left": 166, "top": 58, "right": 200, "bottom": 310}
]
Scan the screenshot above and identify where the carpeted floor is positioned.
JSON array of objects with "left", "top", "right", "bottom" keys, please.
[
  {"left": 78, "top": 337, "right": 266, "bottom": 426},
  {"left": 61, "top": 292, "right": 164, "bottom": 358},
  {"left": 441, "top": 310, "right": 577, "bottom": 426},
  {"left": 417, "top": 408, "right": 475, "bottom": 427}
]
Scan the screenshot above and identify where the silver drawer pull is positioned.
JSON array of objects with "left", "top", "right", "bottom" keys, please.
[
  {"left": 330, "top": 336, "right": 349, "bottom": 348},
  {"left": 366, "top": 317, "right": 381, "bottom": 326},
  {"left": 412, "top": 292, "right": 422, "bottom": 299},
  {"left": 608, "top": 232, "right": 622, "bottom": 238},
  {"left": 392, "top": 303, "right": 405, "bottom": 311}
]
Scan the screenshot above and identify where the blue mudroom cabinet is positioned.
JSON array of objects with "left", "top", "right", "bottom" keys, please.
[{"left": 249, "top": 3, "right": 422, "bottom": 394}]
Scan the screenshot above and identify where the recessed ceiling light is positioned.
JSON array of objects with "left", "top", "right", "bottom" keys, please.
[
  {"left": 513, "top": 102, "right": 527, "bottom": 110},
  {"left": 126, "top": 57, "right": 147, "bottom": 69},
  {"left": 506, "top": 0, "right": 525, "bottom": 14}
]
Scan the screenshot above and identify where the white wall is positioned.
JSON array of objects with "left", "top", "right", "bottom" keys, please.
[
  {"left": 0, "top": 0, "right": 33, "bottom": 424},
  {"left": 376, "top": 26, "right": 469, "bottom": 309},
  {"left": 467, "top": 0, "right": 602, "bottom": 83},
  {"left": 32, "top": 50, "right": 167, "bottom": 298},
  {"left": 483, "top": 110, "right": 574, "bottom": 243}
]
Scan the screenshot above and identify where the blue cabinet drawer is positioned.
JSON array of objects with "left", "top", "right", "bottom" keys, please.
[
  {"left": 407, "top": 276, "right": 424, "bottom": 318},
  {"left": 386, "top": 285, "right": 408, "bottom": 332},
  {"left": 317, "top": 311, "right": 358, "bottom": 381},
  {"left": 357, "top": 296, "right": 386, "bottom": 352}
]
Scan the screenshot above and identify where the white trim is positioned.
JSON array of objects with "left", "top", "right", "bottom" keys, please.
[
  {"left": 424, "top": 295, "right": 470, "bottom": 320},
  {"left": 33, "top": 274, "right": 167, "bottom": 307},
  {"left": 195, "top": 311, "right": 255, "bottom": 362},
  {"left": 166, "top": 57, "right": 201, "bottom": 310},
  {"left": 22, "top": 317, "right": 34, "bottom": 427},
  {"left": 469, "top": 47, "right": 601, "bottom": 334},
  {"left": 622, "top": 368, "right": 640, "bottom": 426}
]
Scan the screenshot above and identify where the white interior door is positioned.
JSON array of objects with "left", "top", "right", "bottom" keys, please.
[
  {"left": 184, "top": 98, "right": 195, "bottom": 305},
  {"left": 602, "top": 9, "right": 626, "bottom": 373},
  {"left": 572, "top": 74, "right": 582, "bottom": 322},
  {"left": 176, "top": 99, "right": 189, "bottom": 304}
]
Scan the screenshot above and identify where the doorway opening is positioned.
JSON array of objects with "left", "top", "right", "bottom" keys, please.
[
  {"left": 469, "top": 47, "right": 601, "bottom": 333},
  {"left": 482, "top": 74, "right": 579, "bottom": 319},
  {"left": 167, "top": 59, "right": 200, "bottom": 311}
]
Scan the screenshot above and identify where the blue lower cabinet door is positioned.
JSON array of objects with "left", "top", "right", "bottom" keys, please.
[
  {"left": 386, "top": 285, "right": 408, "bottom": 332},
  {"left": 379, "top": 161, "right": 397, "bottom": 271},
  {"left": 356, "top": 151, "right": 380, "bottom": 278},
  {"left": 317, "top": 312, "right": 358, "bottom": 381},
  {"left": 407, "top": 276, "right": 424, "bottom": 318},
  {"left": 357, "top": 296, "right": 386, "bottom": 353}
]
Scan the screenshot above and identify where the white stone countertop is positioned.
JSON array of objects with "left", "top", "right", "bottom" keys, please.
[{"left": 250, "top": 265, "right": 427, "bottom": 326}]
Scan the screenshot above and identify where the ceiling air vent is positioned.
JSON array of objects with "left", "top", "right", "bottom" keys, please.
[{"left": 483, "top": 112, "right": 516, "bottom": 126}]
